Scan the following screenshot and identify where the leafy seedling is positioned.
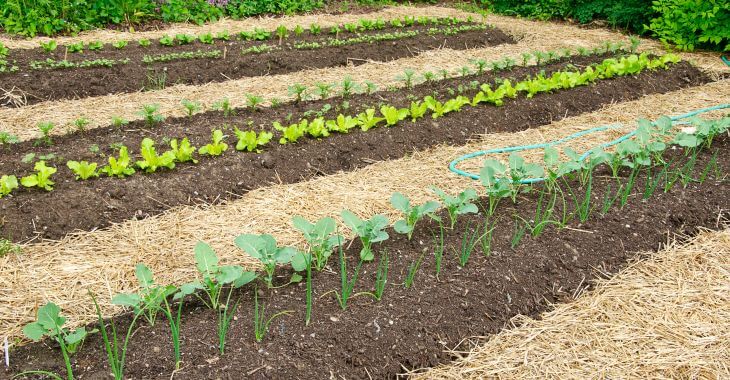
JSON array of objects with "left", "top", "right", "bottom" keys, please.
[
  {"left": 198, "top": 129, "right": 228, "bottom": 156},
  {"left": 101, "top": 146, "right": 136, "bottom": 178},
  {"left": 170, "top": 137, "right": 198, "bottom": 163},
  {"left": 390, "top": 192, "right": 440, "bottom": 239},
  {"left": 0, "top": 174, "right": 19, "bottom": 198},
  {"left": 430, "top": 187, "right": 479, "bottom": 228},
  {"left": 66, "top": 160, "right": 99, "bottom": 180},
  {"left": 253, "top": 288, "right": 291, "bottom": 342},
  {"left": 136, "top": 138, "right": 175, "bottom": 173},
  {"left": 138, "top": 104, "right": 165, "bottom": 127},
  {"left": 36, "top": 121, "right": 55, "bottom": 146},
  {"left": 292, "top": 216, "right": 343, "bottom": 271},
  {"left": 235, "top": 128, "right": 272, "bottom": 152},
  {"left": 380, "top": 105, "right": 409, "bottom": 126},
  {"left": 21, "top": 161, "right": 56, "bottom": 191},
  {"left": 340, "top": 210, "right": 389, "bottom": 261},
  {"left": 235, "top": 234, "right": 304, "bottom": 288}
]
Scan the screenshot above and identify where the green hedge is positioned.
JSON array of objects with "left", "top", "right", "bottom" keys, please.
[
  {"left": 0, "top": 0, "right": 324, "bottom": 37},
  {"left": 483, "top": 0, "right": 728, "bottom": 51}
]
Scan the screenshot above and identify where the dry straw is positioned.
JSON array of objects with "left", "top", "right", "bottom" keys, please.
[
  {"left": 2, "top": 7, "right": 726, "bottom": 141},
  {"left": 1, "top": 79, "right": 728, "bottom": 343},
  {"left": 410, "top": 228, "right": 730, "bottom": 380}
]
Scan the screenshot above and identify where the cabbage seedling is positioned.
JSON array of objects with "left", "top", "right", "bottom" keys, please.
[
  {"left": 22, "top": 302, "right": 87, "bottom": 380},
  {"left": 136, "top": 138, "right": 176, "bottom": 173},
  {"left": 390, "top": 192, "right": 440, "bottom": 239},
  {"left": 101, "top": 146, "right": 136, "bottom": 178},
  {"left": 235, "top": 234, "right": 304, "bottom": 288},
  {"left": 21, "top": 161, "right": 56, "bottom": 191},
  {"left": 430, "top": 187, "right": 479, "bottom": 228},
  {"left": 66, "top": 160, "right": 99, "bottom": 180},
  {"left": 234, "top": 128, "right": 272, "bottom": 152},
  {"left": 0, "top": 175, "right": 18, "bottom": 198},
  {"left": 178, "top": 242, "right": 257, "bottom": 309},
  {"left": 198, "top": 129, "right": 228, "bottom": 156},
  {"left": 288, "top": 83, "right": 309, "bottom": 102},
  {"left": 292, "top": 216, "right": 343, "bottom": 271},
  {"left": 340, "top": 210, "right": 389, "bottom": 261},
  {"left": 315, "top": 82, "right": 334, "bottom": 99},
  {"left": 111, "top": 264, "right": 175, "bottom": 327}
]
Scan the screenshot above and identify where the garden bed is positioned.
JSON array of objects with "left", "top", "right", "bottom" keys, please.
[
  {"left": 6, "top": 132, "right": 729, "bottom": 379},
  {"left": 0, "top": 55, "right": 710, "bottom": 242},
  {"left": 0, "top": 22, "right": 513, "bottom": 106}
]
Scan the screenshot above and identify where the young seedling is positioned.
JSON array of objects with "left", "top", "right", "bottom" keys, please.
[
  {"left": 340, "top": 210, "right": 389, "bottom": 261},
  {"left": 245, "top": 94, "right": 264, "bottom": 110},
  {"left": 0, "top": 131, "right": 19, "bottom": 147},
  {"left": 21, "top": 161, "right": 56, "bottom": 191},
  {"left": 457, "top": 220, "right": 482, "bottom": 267},
  {"left": 276, "top": 25, "right": 289, "bottom": 45},
  {"left": 0, "top": 238, "right": 21, "bottom": 256},
  {"left": 101, "top": 146, "right": 136, "bottom": 178},
  {"left": 471, "top": 59, "right": 487, "bottom": 74},
  {"left": 339, "top": 76, "right": 361, "bottom": 99},
  {"left": 371, "top": 250, "right": 389, "bottom": 300},
  {"left": 253, "top": 288, "right": 291, "bottom": 342},
  {"left": 74, "top": 117, "right": 89, "bottom": 133},
  {"left": 136, "top": 138, "right": 176, "bottom": 173},
  {"left": 138, "top": 104, "right": 165, "bottom": 127},
  {"left": 404, "top": 253, "right": 424, "bottom": 288},
  {"left": 111, "top": 263, "right": 176, "bottom": 327},
  {"left": 234, "top": 128, "right": 272, "bottom": 152},
  {"left": 181, "top": 99, "right": 202, "bottom": 116},
  {"left": 88, "top": 41, "right": 103, "bottom": 50},
  {"left": 198, "top": 129, "right": 228, "bottom": 156},
  {"left": 22, "top": 302, "right": 87, "bottom": 380},
  {"left": 36, "top": 121, "right": 55, "bottom": 146},
  {"left": 213, "top": 98, "right": 236, "bottom": 116},
  {"left": 326, "top": 114, "right": 358, "bottom": 134},
  {"left": 274, "top": 120, "right": 307, "bottom": 144},
  {"left": 0, "top": 174, "right": 19, "bottom": 198},
  {"left": 292, "top": 216, "right": 343, "bottom": 271},
  {"left": 396, "top": 69, "right": 416, "bottom": 89},
  {"left": 177, "top": 242, "right": 257, "bottom": 310},
  {"left": 409, "top": 101, "right": 428, "bottom": 122},
  {"left": 235, "top": 234, "right": 304, "bottom": 287},
  {"left": 40, "top": 40, "right": 58, "bottom": 53},
  {"left": 390, "top": 192, "right": 440, "bottom": 240},
  {"left": 111, "top": 116, "right": 129, "bottom": 128},
  {"left": 112, "top": 40, "right": 128, "bottom": 49},
  {"left": 315, "top": 82, "right": 334, "bottom": 99},
  {"left": 430, "top": 187, "right": 479, "bottom": 228},
  {"left": 332, "top": 242, "right": 364, "bottom": 310},
  {"left": 356, "top": 109, "right": 384, "bottom": 131},
  {"left": 363, "top": 81, "right": 378, "bottom": 95},
  {"left": 310, "top": 23, "right": 321, "bottom": 35},
  {"left": 66, "top": 160, "right": 99, "bottom": 180},
  {"left": 288, "top": 83, "right": 309, "bottom": 103}
]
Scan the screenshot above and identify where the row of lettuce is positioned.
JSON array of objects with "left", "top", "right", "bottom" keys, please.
[
  {"left": 17, "top": 111, "right": 730, "bottom": 379},
  {"left": 0, "top": 52, "right": 681, "bottom": 198},
  {"left": 0, "top": 16, "right": 480, "bottom": 74}
]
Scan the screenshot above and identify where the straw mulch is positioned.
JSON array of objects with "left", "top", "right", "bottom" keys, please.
[
  {"left": 2, "top": 6, "right": 726, "bottom": 142},
  {"left": 410, "top": 228, "right": 730, "bottom": 379},
  {"left": 1, "top": 78, "right": 727, "bottom": 343}
]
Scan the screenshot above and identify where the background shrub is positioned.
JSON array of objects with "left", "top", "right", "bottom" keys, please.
[{"left": 647, "top": 0, "right": 729, "bottom": 51}]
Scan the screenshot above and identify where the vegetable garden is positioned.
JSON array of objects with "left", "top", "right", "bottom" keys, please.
[{"left": 0, "top": 3, "right": 728, "bottom": 380}]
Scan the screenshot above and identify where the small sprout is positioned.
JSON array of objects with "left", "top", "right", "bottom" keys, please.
[
  {"left": 0, "top": 174, "right": 19, "bottom": 198},
  {"left": 245, "top": 94, "right": 264, "bottom": 110},
  {"left": 88, "top": 41, "right": 103, "bottom": 50},
  {"left": 252, "top": 289, "right": 291, "bottom": 342},
  {"left": 138, "top": 39, "right": 151, "bottom": 47},
  {"left": 136, "top": 138, "right": 176, "bottom": 173},
  {"left": 0, "top": 131, "right": 19, "bottom": 146},
  {"left": 363, "top": 81, "right": 378, "bottom": 95},
  {"left": 181, "top": 99, "right": 202, "bottom": 117},
  {"left": 101, "top": 146, "right": 135, "bottom": 178},
  {"left": 40, "top": 40, "right": 58, "bottom": 53},
  {"left": 390, "top": 192, "right": 440, "bottom": 239},
  {"left": 138, "top": 104, "right": 165, "bottom": 127},
  {"left": 215, "top": 30, "right": 230, "bottom": 40},
  {"left": 430, "top": 187, "right": 479, "bottom": 228},
  {"left": 36, "top": 121, "right": 55, "bottom": 146},
  {"left": 471, "top": 59, "right": 487, "bottom": 74},
  {"left": 170, "top": 137, "right": 198, "bottom": 163},
  {"left": 74, "top": 117, "right": 90, "bottom": 133},
  {"left": 0, "top": 238, "right": 21, "bottom": 256},
  {"left": 23, "top": 303, "right": 87, "bottom": 379},
  {"left": 212, "top": 98, "right": 236, "bottom": 116},
  {"left": 340, "top": 76, "right": 361, "bottom": 98},
  {"left": 396, "top": 68, "right": 416, "bottom": 89},
  {"left": 288, "top": 83, "right": 309, "bottom": 103}
]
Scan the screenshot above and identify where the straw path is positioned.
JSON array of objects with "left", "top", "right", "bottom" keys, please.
[
  {"left": 1, "top": 78, "right": 727, "bottom": 343},
  {"left": 1, "top": 7, "right": 726, "bottom": 142},
  {"left": 410, "top": 228, "right": 730, "bottom": 379}
]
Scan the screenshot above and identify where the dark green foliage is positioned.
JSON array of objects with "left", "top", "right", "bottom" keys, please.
[{"left": 648, "top": 0, "right": 729, "bottom": 51}]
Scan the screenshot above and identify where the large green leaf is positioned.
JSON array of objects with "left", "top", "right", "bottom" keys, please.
[{"left": 194, "top": 241, "right": 219, "bottom": 275}]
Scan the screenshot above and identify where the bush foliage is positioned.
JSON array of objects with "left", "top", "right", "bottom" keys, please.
[
  {"left": 0, "top": 0, "right": 324, "bottom": 36},
  {"left": 484, "top": 0, "right": 728, "bottom": 51}
]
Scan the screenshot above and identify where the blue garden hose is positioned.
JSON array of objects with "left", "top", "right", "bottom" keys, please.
[{"left": 449, "top": 104, "right": 730, "bottom": 182}]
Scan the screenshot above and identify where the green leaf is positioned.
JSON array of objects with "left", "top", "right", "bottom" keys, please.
[
  {"left": 394, "top": 220, "right": 412, "bottom": 234},
  {"left": 233, "top": 271, "right": 258, "bottom": 288},
  {"left": 111, "top": 293, "right": 141, "bottom": 308},
  {"left": 135, "top": 263, "right": 154, "bottom": 288},
  {"left": 390, "top": 192, "right": 410, "bottom": 212},
  {"left": 217, "top": 265, "right": 244, "bottom": 284},
  {"left": 291, "top": 252, "right": 308, "bottom": 271},
  {"left": 64, "top": 328, "right": 87, "bottom": 345},
  {"left": 36, "top": 302, "right": 63, "bottom": 331},
  {"left": 23, "top": 322, "right": 47, "bottom": 341},
  {"left": 194, "top": 241, "right": 219, "bottom": 275}
]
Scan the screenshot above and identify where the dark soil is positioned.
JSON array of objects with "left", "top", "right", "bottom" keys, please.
[
  {"left": 0, "top": 58, "right": 710, "bottom": 242},
  {"left": 0, "top": 24, "right": 513, "bottom": 106},
  {"left": 6, "top": 135, "right": 729, "bottom": 380}
]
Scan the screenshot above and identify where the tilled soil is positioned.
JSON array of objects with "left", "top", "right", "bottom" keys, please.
[
  {"left": 0, "top": 24, "right": 513, "bottom": 106},
  {"left": 0, "top": 57, "right": 710, "bottom": 242},
  {"left": 6, "top": 135, "right": 729, "bottom": 379}
]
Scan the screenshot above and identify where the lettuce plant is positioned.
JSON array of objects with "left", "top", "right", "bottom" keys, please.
[
  {"left": 390, "top": 192, "right": 440, "bottom": 239},
  {"left": 0, "top": 174, "right": 18, "bottom": 198},
  {"left": 21, "top": 161, "right": 56, "bottom": 191},
  {"left": 274, "top": 120, "right": 307, "bottom": 144},
  {"left": 136, "top": 138, "right": 175, "bottom": 173},
  {"left": 112, "top": 40, "right": 128, "bottom": 49},
  {"left": 235, "top": 234, "right": 304, "bottom": 287},
  {"left": 356, "top": 109, "right": 384, "bottom": 131},
  {"left": 340, "top": 210, "right": 389, "bottom": 261},
  {"left": 23, "top": 303, "right": 87, "bottom": 380},
  {"left": 409, "top": 101, "right": 428, "bottom": 122},
  {"left": 68, "top": 41, "right": 84, "bottom": 53},
  {"left": 305, "top": 117, "right": 329, "bottom": 138},
  {"left": 66, "top": 160, "right": 99, "bottom": 180},
  {"left": 292, "top": 216, "right": 343, "bottom": 271},
  {"left": 178, "top": 242, "right": 257, "bottom": 309},
  {"left": 170, "top": 137, "right": 197, "bottom": 163},
  {"left": 380, "top": 105, "right": 409, "bottom": 126},
  {"left": 198, "top": 129, "right": 228, "bottom": 156},
  {"left": 326, "top": 114, "right": 358, "bottom": 133},
  {"left": 430, "top": 187, "right": 479, "bottom": 228},
  {"left": 101, "top": 146, "right": 136, "bottom": 178},
  {"left": 235, "top": 128, "right": 272, "bottom": 152},
  {"left": 198, "top": 32, "right": 214, "bottom": 44}
]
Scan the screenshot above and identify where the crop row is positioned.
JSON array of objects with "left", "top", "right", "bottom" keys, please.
[
  {"left": 0, "top": 52, "right": 676, "bottom": 198},
  {"left": 15, "top": 112, "right": 729, "bottom": 379},
  {"left": 0, "top": 16, "right": 476, "bottom": 70}
]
